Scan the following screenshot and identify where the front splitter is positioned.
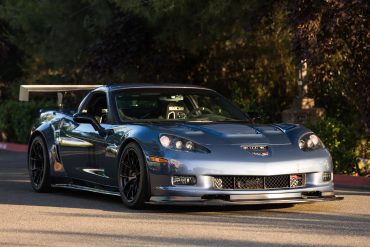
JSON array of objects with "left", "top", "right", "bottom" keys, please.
[{"left": 149, "top": 195, "right": 343, "bottom": 206}]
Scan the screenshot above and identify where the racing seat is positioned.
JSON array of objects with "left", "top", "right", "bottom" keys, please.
[{"left": 165, "top": 101, "right": 187, "bottom": 119}]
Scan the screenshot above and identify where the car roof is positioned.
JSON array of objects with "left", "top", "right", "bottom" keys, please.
[{"left": 105, "top": 83, "right": 214, "bottom": 92}]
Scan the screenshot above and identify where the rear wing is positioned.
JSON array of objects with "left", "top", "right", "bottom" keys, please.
[{"left": 19, "top": 84, "right": 103, "bottom": 108}]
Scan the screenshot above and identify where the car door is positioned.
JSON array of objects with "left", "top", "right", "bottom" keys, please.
[{"left": 58, "top": 91, "right": 113, "bottom": 185}]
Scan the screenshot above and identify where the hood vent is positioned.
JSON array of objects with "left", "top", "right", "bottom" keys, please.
[{"left": 200, "top": 124, "right": 258, "bottom": 137}]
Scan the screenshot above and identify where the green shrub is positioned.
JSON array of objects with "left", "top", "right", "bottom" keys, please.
[
  {"left": 0, "top": 102, "right": 13, "bottom": 140},
  {"left": 307, "top": 118, "right": 361, "bottom": 174},
  {"left": 0, "top": 100, "right": 56, "bottom": 144}
]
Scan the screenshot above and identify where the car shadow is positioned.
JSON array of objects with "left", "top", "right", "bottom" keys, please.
[
  {"left": 0, "top": 169, "right": 295, "bottom": 213},
  {"left": 0, "top": 150, "right": 296, "bottom": 213},
  {"left": 1, "top": 165, "right": 369, "bottom": 238},
  {"left": 334, "top": 188, "right": 370, "bottom": 196}
]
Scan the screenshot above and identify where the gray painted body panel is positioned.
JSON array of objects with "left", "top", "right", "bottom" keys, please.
[{"left": 29, "top": 84, "right": 337, "bottom": 204}]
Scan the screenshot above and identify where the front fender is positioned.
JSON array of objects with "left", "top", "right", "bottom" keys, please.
[{"left": 29, "top": 122, "right": 61, "bottom": 177}]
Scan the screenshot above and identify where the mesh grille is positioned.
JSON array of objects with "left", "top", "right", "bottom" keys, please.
[
  {"left": 212, "top": 174, "right": 305, "bottom": 190},
  {"left": 265, "top": 175, "right": 290, "bottom": 189}
]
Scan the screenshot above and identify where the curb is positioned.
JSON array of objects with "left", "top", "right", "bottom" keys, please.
[
  {"left": 0, "top": 142, "right": 28, "bottom": 153},
  {"left": 334, "top": 174, "right": 370, "bottom": 191}
]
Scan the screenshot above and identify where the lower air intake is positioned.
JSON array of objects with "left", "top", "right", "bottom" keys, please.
[{"left": 212, "top": 174, "right": 305, "bottom": 190}]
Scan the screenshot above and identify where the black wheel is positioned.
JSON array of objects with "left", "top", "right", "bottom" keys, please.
[
  {"left": 28, "top": 136, "right": 51, "bottom": 192},
  {"left": 118, "top": 142, "right": 149, "bottom": 209}
]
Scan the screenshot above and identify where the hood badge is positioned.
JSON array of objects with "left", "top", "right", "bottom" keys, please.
[{"left": 241, "top": 145, "right": 270, "bottom": 157}]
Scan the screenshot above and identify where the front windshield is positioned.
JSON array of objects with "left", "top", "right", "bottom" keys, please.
[{"left": 114, "top": 88, "right": 247, "bottom": 122}]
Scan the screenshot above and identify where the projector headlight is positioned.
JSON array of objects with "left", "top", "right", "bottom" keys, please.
[
  {"left": 298, "top": 133, "right": 325, "bottom": 151},
  {"left": 159, "top": 134, "right": 210, "bottom": 153}
]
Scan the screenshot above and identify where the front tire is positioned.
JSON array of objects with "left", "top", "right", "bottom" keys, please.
[
  {"left": 118, "top": 142, "right": 149, "bottom": 209},
  {"left": 28, "top": 136, "right": 52, "bottom": 192}
]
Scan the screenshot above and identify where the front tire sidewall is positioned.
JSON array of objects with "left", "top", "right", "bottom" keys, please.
[
  {"left": 28, "top": 136, "right": 51, "bottom": 192},
  {"left": 118, "top": 143, "right": 148, "bottom": 209}
]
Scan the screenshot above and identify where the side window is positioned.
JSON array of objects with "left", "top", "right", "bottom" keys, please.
[
  {"left": 196, "top": 95, "right": 233, "bottom": 118},
  {"left": 81, "top": 92, "right": 109, "bottom": 124}
]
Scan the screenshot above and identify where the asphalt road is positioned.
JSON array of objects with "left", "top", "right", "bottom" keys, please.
[{"left": 0, "top": 150, "right": 369, "bottom": 247}]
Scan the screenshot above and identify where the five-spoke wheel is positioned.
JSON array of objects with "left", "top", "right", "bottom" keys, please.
[
  {"left": 118, "top": 142, "right": 149, "bottom": 208},
  {"left": 28, "top": 136, "right": 51, "bottom": 192}
]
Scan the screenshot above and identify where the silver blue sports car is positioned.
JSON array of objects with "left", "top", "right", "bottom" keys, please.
[{"left": 28, "top": 83, "right": 340, "bottom": 208}]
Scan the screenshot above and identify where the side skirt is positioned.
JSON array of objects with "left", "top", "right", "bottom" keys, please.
[{"left": 52, "top": 184, "right": 120, "bottom": 196}]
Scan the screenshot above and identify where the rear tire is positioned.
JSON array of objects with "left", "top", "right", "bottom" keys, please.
[
  {"left": 118, "top": 142, "right": 149, "bottom": 209},
  {"left": 28, "top": 136, "right": 52, "bottom": 192}
]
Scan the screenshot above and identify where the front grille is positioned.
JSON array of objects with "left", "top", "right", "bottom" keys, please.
[{"left": 212, "top": 174, "right": 305, "bottom": 190}]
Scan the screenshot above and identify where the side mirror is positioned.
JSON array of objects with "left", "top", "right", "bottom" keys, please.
[
  {"left": 73, "top": 113, "right": 112, "bottom": 136},
  {"left": 247, "top": 112, "right": 262, "bottom": 123}
]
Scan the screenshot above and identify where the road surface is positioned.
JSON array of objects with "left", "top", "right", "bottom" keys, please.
[{"left": 0, "top": 150, "right": 369, "bottom": 247}]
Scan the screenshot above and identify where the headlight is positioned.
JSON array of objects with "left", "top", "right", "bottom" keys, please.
[
  {"left": 299, "top": 133, "right": 325, "bottom": 151},
  {"left": 159, "top": 134, "right": 210, "bottom": 153}
]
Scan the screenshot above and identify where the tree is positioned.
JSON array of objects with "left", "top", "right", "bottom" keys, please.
[
  {"left": 0, "top": 18, "right": 23, "bottom": 93},
  {"left": 0, "top": 0, "right": 113, "bottom": 83},
  {"left": 82, "top": 12, "right": 198, "bottom": 84},
  {"left": 290, "top": 0, "right": 370, "bottom": 134},
  {"left": 98, "top": 0, "right": 298, "bottom": 121}
]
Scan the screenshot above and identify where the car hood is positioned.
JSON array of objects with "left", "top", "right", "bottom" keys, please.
[{"left": 150, "top": 122, "right": 295, "bottom": 145}]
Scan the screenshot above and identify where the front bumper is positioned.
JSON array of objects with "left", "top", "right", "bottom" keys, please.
[
  {"left": 148, "top": 173, "right": 340, "bottom": 205},
  {"left": 146, "top": 145, "right": 338, "bottom": 205}
]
